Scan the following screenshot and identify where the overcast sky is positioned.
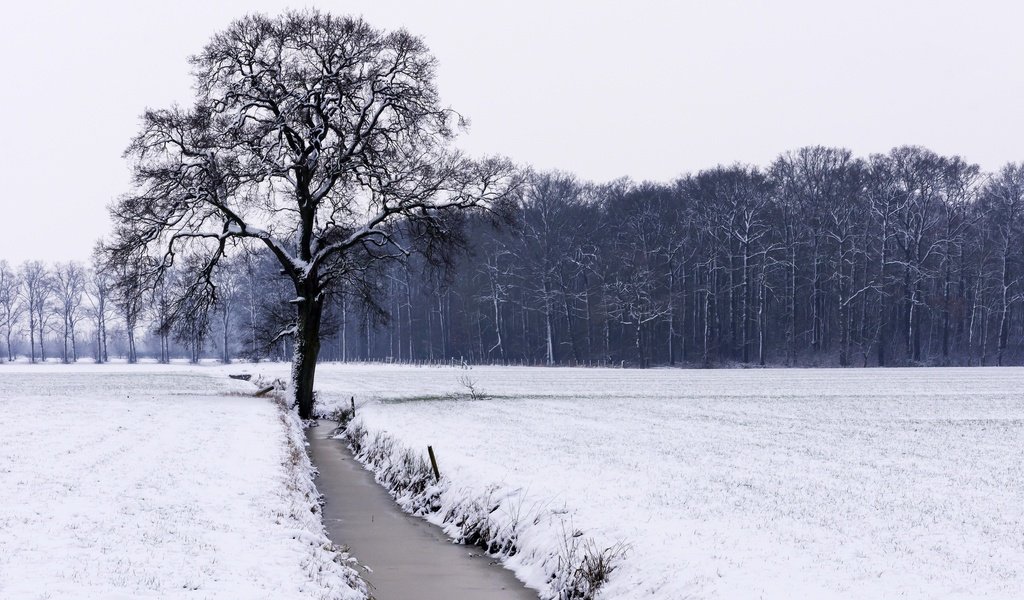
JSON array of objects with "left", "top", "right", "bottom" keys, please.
[{"left": 1, "top": 0, "right": 1022, "bottom": 263}]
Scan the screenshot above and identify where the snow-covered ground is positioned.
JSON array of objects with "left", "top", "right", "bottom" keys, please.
[
  {"left": 0, "top": 363, "right": 364, "bottom": 600},
  {"left": 286, "top": 363, "right": 1024, "bottom": 600}
]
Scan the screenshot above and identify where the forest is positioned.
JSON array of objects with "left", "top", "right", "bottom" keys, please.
[{"left": 3, "top": 144, "right": 1022, "bottom": 369}]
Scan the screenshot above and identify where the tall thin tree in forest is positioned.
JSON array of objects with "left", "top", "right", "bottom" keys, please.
[{"left": 981, "top": 164, "right": 1024, "bottom": 366}]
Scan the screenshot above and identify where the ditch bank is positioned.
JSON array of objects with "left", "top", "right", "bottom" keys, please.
[
  {"left": 335, "top": 418, "right": 624, "bottom": 600},
  {"left": 306, "top": 422, "right": 538, "bottom": 600}
]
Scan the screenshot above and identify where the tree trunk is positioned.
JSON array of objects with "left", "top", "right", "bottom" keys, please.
[
  {"left": 635, "top": 317, "right": 644, "bottom": 367},
  {"left": 341, "top": 295, "right": 348, "bottom": 362},
  {"left": 222, "top": 303, "right": 230, "bottom": 364},
  {"left": 582, "top": 274, "right": 593, "bottom": 359},
  {"left": 787, "top": 241, "right": 797, "bottom": 365},
  {"left": 967, "top": 275, "right": 980, "bottom": 366},
  {"left": 667, "top": 257, "right": 675, "bottom": 365},
  {"left": 127, "top": 326, "right": 136, "bottom": 364},
  {"left": 28, "top": 312, "right": 35, "bottom": 364},
  {"left": 811, "top": 243, "right": 821, "bottom": 353},
  {"left": 942, "top": 255, "right": 952, "bottom": 364},
  {"left": 680, "top": 259, "right": 688, "bottom": 363},
  {"left": 543, "top": 278, "right": 555, "bottom": 365},
  {"left": 997, "top": 250, "right": 1011, "bottom": 366},
  {"left": 980, "top": 300, "right": 990, "bottom": 366},
  {"left": 741, "top": 244, "right": 750, "bottom": 363},
  {"left": 38, "top": 318, "right": 46, "bottom": 363},
  {"left": 438, "top": 294, "right": 447, "bottom": 358},
  {"left": 561, "top": 283, "right": 579, "bottom": 363},
  {"left": 292, "top": 285, "right": 324, "bottom": 420},
  {"left": 491, "top": 289, "right": 504, "bottom": 360},
  {"left": 758, "top": 266, "right": 767, "bottom": 366},
  {"left": 405, "top": 264, "right": 414, "bottom": 362},
  {"left": 62, "top": 315, "right": 70, "bottom": 364},
  {"left": 912, "top": 282, "right": 923, "bottom": 362},
  {"left": 100, "top": 308, "right": 108, "bottom": 363},
  {"left": 838, "top": 241, "right": 850, "bottom": 367}
]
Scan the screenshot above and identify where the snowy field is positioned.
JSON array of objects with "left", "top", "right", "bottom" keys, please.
[
  {"left": 0, "top": 364, "right": 363, "bottom": 600},
  {"left": 283, "top": 363, "right": 1024, "bottom": 600}
]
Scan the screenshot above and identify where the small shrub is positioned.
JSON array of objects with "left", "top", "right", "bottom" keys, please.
[
  {"left": 446, "top": 375, "right": 490, "bottom": 401},
  {"left": 550, "top": 520, "right": 629, "bottom": 600}
]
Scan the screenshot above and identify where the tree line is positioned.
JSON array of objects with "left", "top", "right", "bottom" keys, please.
[
  {"left": 6, "top": 145, "right": 1021, "bottom": 369},
  {"left": 315, "top": 145, "right": 1024, "bottom": 368}
]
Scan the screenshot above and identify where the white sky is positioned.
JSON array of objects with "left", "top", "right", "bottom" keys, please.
[{"left": 1, "top": 0, "right": 1022, "bottom": 263}]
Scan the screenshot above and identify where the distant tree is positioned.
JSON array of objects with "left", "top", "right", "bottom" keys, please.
[
  {"left": 935, "top": 158, "right": 981, "bottom": 364},
  {"left": 213, "top": 262, "right": 241, "bottom": 364},
  {"left": 86, "top": 247, "right": 113, "bottom": 363},
  {"left": 980, "top": 163, "right": 1024, "bottom": 365},
  {"left": 106, "top": 251, "right": 146, "bottom": 363},
  {"left": 516, "top": 172, "right": 588, "bottom": 364},
  {"left": 105, "top": 11, "right": 519, "bottom": 417},
  {"left": 603, "top": 183, "right": 674, "bottom": 366},
  {"left": 151, "top": 268, "right": 174, "bottom": 363},
  {"left": 0, "top": 261, "right": 24, "bottom": 361},
  {"left": 53, "top": 261, "right": 87, "bottom": 363},
  {"left": 174, "top": 292, "right": 210, "bottom": 364},
  {"left": 19, "top": 261, "right": 51, "bottom": 363},
  {"left": 887, "top": 147, "right": 946, "bottom": 363},
  {"left": 239, "top": 248, "right": 265, "bottom": 361},
  {"left": 863, "top": 153, "right": 904, "bottom": 366}
]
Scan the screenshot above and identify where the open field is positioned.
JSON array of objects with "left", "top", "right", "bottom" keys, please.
[
  {"left": 282, "top": 364, "right": 1024, "bottom": 600},
  {"left": 4, "top": 362, "right": 1022, "bottom": 599},
  {"left": 0, "top": 364, "right": 363, "bottom": 600}
]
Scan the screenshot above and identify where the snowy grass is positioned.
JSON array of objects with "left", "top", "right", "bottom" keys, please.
[
  {"left": 0, "top": 364, "right": 365, "bottom": 600},
  {"left": 286, "top": 363, "right": 1024, "bottom": 600},
  {"left": 343, "top": 419, "right": 623, "bottom": 600}
]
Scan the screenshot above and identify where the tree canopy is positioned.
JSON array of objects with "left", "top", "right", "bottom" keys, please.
[{"left": 106, "top": 10, "right": 520, "bottom": 417}]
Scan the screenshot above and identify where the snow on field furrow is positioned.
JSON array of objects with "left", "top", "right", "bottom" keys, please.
[
  {"left": 282, "top": 364, "right": 1024, "bottom": 600},
  {"left": 0, "top": 367, "right": 364, "bottom": 600}
]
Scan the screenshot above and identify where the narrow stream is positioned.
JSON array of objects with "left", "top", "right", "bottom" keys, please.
[{"left": 305, "top": 422, "right": 538, "bottom": 600}]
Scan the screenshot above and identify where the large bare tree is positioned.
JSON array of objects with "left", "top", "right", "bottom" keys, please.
[{"left": 106, "top": 11, "right": 518, "bottom": 417}]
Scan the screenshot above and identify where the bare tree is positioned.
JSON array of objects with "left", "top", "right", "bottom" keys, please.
[
  {"left": 936, "top": 158, "right": 981, "bottom": 364},
  {"left": 106, "top": 253, "right": 146, "bottom": 364},
  {"left": 105, "top": 11, "right": 519, "bottom": 417},
  {"left": 516, "top": 172, "right": 586, "bottom": 365},
  {"left": 214, "top": 263, "right": 241, "bottom": 364},
  {"left": 981, "top": 164, "right": 1024, "bottom": 365},
  {"left": 887, "top": 147, "right": 945, "bottom": 363},
  {"left": 19, "top": 261, "right": 51, "bottom": 363},
  {"left": 53, "top": 261, "right": 87, "bottom": 363},
  {"left": 151, "top": 267, "right": 174, "bottom": 363},
  {"left": 85, "top": 249, "right": 113, "bottom": 363},
  {"left": 605, "top": 185, "right": 673, "bottom": 367},
  {"left": 0, "top": 261, "right": 24, "bottom": 361}
]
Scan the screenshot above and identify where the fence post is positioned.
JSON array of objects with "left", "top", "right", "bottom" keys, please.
[{"left": 427, "top": 446, "right": 441, "bottom": 482}]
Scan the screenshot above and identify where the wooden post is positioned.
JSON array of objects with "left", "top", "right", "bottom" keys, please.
[
  {"left": 427, "top": 446, "right": 440, "bottom": 481},
  {"left": 350, "top": 396, "right": 356, "bottom": 417}
]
